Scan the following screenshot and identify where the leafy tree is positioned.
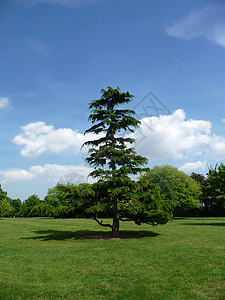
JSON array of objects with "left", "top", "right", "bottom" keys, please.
[
  {"left": 82, "top": 87, "right": 169, "bottom": 236},
  {"left": 45, "top": 183, "right": 80, "bottom": 207},
  {"left": 19, "top": 204, "right": 29, "bottom": 217},
  {"left": 139, "top": 165, "right": 202, "bottom": 217},
  {"left": 136, "top": 180, "right": 169, "bottom": 215},
  {"left": 25, "top": 194, "right": 40, "bottom": 207},
  {"left": 0, "top": 185, "right": 12, "bottom": 217},
  {"left": 45, "top": 183, "right": 94, "bottom": 217},
  {"left": 202, "top": 163, "right": 225, "bottom": 216},
  {"left": 0, "top": 198, "right": 11, "bottom": 217},
  {"left": 190, "top": 172, "right": 206, "bottom": 185},
  {"left": 52, "top": 206, "right": 74, "bottom": 219},
  {"left": 0, "top": 184, "right": 8, "bottom": 201},
  {"left": 31, "top": 203, "right": 54, "bottom": 217},
  {"left": 24, "top": 194, "right": 41, "bottom": 216},
  {"left": 9, "top": 199, "right": 22, "bottom": 217}
]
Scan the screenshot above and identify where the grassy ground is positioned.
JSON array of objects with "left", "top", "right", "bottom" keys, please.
[{"left": 0, "top": 217, "right": 224, "bottom": 299}]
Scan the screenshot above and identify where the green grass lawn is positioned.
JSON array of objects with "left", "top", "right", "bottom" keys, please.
[{"left": 0, "top": 217, "right": 224, "bottom": 299}]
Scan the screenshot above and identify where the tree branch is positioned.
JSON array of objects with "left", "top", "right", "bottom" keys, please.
[{"left": 92, "top": 217, "right": 112, "bottom": 229}]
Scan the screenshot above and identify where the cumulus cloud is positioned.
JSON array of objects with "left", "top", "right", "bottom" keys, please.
[
  {"left": 0, "top": 164, "right": 92, "bottom": 184},
  {"left": 166, "top": 4, "right": 225, "bottom": 48},
  {"left": 13, "top": 121, "right": 97, "bottom": 158},
  {"left": 179, "top": 161, "right": 207, "bottom": 173},
  {"left": 133, "top": 109, "right": 212, "bottom": 160},
  {"left": 0, "top": 97, "right": 10, "bottom": 109},
  {"left": 208, "top": 135, "right": 225, "bottom": 160},
  {"left": 13, "top": 110, "right": 225, "bottom": 162}
]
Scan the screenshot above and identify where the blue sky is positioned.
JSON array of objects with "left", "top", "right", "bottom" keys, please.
[{"left": 0, "top": 0, "right": 225, "bottom": 200}]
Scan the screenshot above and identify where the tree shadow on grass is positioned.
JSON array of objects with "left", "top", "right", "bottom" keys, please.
[
  {"left": 22, "top": 230, "right": 160, "bottom": 241},
  {"left": 181, "top": 222, "right": 225, "bottom": 227}
]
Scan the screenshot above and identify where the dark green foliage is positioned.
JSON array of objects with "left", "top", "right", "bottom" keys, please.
[
  {"left": 23, "top": 194, "right": 41, "bottom": 217},
  {"left": 45, "top": 183, "right": 94, "bottom": 218},
  {"left": 31, "top": 203, "right": 55, "bottom": 217},
  {"left": 83, "top": 87, "right": 168, "bottom": 235},
  {"left": 190, "top": 172, "right": 206, "bottom": 185},
  {"left": 52, "top": 206, "right": 74, "bottom": 219},
  {"left": 8, "top": 199, "right": 22, "bottom": 217},
  {"left": 25, "top": 194, "right": 40, "bottom": 208},
  {"left": 0, "top": 184, "right": 7, "bottom": 201},
  {"left": 202, "top": 163, "right": 225, "bottom": 216}
]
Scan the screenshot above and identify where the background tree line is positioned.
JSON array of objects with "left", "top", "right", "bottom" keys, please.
[{"left": 1, "top": 163, "right": 224, "bottom": 219}]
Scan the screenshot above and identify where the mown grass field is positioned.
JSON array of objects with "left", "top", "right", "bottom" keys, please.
[{"left": 0, "top": 217, "right": 224, "bottom": 299}]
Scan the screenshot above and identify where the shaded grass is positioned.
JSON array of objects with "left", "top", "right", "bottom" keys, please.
[
  {"left": 22, "top": 229, "right": 159, "bottom": 241},
  {"left": 0, "top": 217, "right": 224, "bottom": 299}
]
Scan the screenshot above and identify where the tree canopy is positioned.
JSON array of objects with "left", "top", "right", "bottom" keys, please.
[
  {"left": 0, "top": 185, "right": 11, "bottom": 217},
  {"left": 202, "top": 163, "right": 225, "bottom": 216},
  {"left": 44, "top": 183, "right": 94, "bottom": 218},
  {"left": 82, "top": 87, "right": 169, "bottom": 236},
  {"left": 0, "top": 198, "right": 11, "bottom": 217},
  {"left": 139, "top": 165, "right": 202, "bottom": 217},
  {"left": 0, "top": 184, "right": 8, "bottom": 201}
]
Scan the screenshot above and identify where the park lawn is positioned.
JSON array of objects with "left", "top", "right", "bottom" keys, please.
[{"left": 0, "top": 217, "right": 224, "bottom": 300}]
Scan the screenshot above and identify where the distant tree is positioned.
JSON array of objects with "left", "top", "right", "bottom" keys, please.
[
  {"left": 24, "top": 194, "right": 41, "bottom": 216},
  {"left": 82, "top": 87, "right": 169, "bottom": 237},
  {"left": 190, "top": 172, "right": 207, "bottom": 185},
  {"left": 202, "top": 163, "right": 225, "bottom": 216},
  {"left": 45, "top": 183, "right": 94, "bottom": 217},
  {"left": 19, "top": 204, "right": 29, "bottom": 217},
  {"left": 0, "top": 185, "right": 12, "bottom": 217},
  {"left": 10, "top": 199, "right": 22, "bottom": 217},
  {"left": 52, "top": 206, "right": 73, "bottom": 219},
  {"left": 25, "top": 194, "right": 40, "bottom": 207},
  {"left": 0, "top": 198, "right": 11, "bottom": 217},
  {"left": 0, "top": 184, "right": 8, "bottom": 201},
  {"left": 139, "top": 165, "right": 202, "bottom": 218},
  {"left": 31, "top": 203, "right": 55, "bottom": 217}
]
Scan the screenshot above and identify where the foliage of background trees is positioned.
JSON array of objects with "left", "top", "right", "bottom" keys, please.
[
  {"left": 201, "top": 163, "right": 225, "bottom": 216},
  {"left": 0, "top": 185, "right": 12, "bottom": 217},
  {"left": 138, "top": 165, "right": 202, "bottom": 218},
  {"left": 1, "top": 163, "right": 225, "bottom": 219}
]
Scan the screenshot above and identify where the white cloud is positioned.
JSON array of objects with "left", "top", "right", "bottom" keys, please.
[
  {"left": 0, "top": 97, "right": 10, "bottom": 109},
  {"left": 133, "top": 109, "right": 212, "bottom": 160},
  {"left": 0, "top": 163, "right": 92, "bottom": 184},
  {"left": 207, "top": 135, "right": 225, "bottom": 160},
  {"left": 13, "top": 110, "right": 225, "bottom": 162},
  {"left": 166, "top": 4, "right": 225, "bottom": 49},
  {"left": 179, "top": 161, "right": 207, "bottom": 173},
  {"left": 133, "top": 109, "right": 225, "bottom": 162},
  {"left": 222, "top": 119, "right": 225, "bottom": 123},
  {"left": 13, "top": 121, "right": 97, "bottom": 158},
  {"left": 0, "top": 169, "right": 36, "bottom": 183}
]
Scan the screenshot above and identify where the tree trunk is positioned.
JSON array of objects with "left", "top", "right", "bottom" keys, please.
[
  {"left": 109, "top": 116, "right": 119, "bottom": 237},
  {"left": 112, "top": 213, "right": 119, "bottom": 237},
  {"left": 112, "top": 196, "right": 119, "bottom": 237}
]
